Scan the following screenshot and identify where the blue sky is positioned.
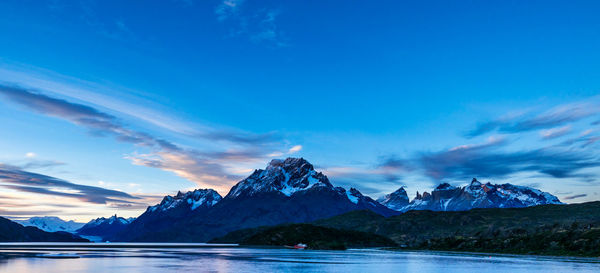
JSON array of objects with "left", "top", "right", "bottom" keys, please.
[{"left": 1, "top": 0, "right": 599, "bottom": 221}]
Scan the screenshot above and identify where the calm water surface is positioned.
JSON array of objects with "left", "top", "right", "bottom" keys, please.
[{"left": 0, "top": 244, "right": 598, "bottom": 273}]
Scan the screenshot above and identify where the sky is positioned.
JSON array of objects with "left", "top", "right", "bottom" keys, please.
[{"left": 1, "top": 0, "right": 600, "bottom": 222}]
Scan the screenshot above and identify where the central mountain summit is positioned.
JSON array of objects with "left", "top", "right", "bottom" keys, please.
[{"left": 228, "top": 158, "right": 333, "bottom": 198}]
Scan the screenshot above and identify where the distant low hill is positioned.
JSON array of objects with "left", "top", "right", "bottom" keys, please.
[
  {"left": 314, "top": 201, "right": 600, "bottom": 257},
  {"left": 0, "top": 216, "right": 88, "bottom": 242},
  {"left": 210, "top": 223, "right": 397, "bottom": 250}
]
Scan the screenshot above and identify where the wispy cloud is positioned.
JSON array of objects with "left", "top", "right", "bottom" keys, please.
[
  {"left": 0, "top": 66, "right": 211, "bottom": 137},
  {"left": 215, "top": 0, "right": 245, "bottom": 21},
  {"left": 250, "top": 9, "right": 288, "bottom": 47},
  {"left": 288, "top": 145, "right": 302, "bottom": 153},
  {"left": 215, "top": 0, "right": 288, "bottom": 47},
  {"left": 0, "top": 83, "right": 291, "bottom": 193},
  {"left": 320, "top": 158, "right": 416, "bottom": 196},
  {"left": 0, "top": 164, "right": 138, "bottom": 204},
  {"left": 373, "top": 125, "right": 600, "bottom": 193},
  {"left": 0, "top": 84, "right": 172, "bottom": 148},
  {"left": 558, "top": 128, "right": 600, "bottom": 148},
  {"left": 126, "top": 152, "right": 243, "bottom": 194},
  {"left": 540, "top": 125, "right": 572, "bottom": 140},
  {"left": 564, "top": 194, "right": 587, "bottom": 200},
  {"left": 197, "top": 129, "right": 281, "bottom": 146},
  {"left": 418, "top": 139, "right": 599, "bottom": 181},
  {"left": 0, "top": 67, "right": 283, "bottom": 146},
  {"left": 19, "top": 159, "right": 66, "bottom": 170},
  {"left": 0, "top": 209, "right": 63, "bottom": 217},
  {"left": 468, "top": 99, "right": 600, "bottom": 137},
  {"left": 373, "top": 156, "right": 415, "bottom": 183},
  {"left": 330, "top": 95, "right": 600, "bottom": 202}
]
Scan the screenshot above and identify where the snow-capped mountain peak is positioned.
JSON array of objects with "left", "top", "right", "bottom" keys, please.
[
  {"left": 470, "top": 177, "right": 482, "bottom": 187},
  {"left": 377, "top": 187, "right": 409, "bottom": 211},
  {"left": 227, "top": 158, "right": 333, "bottom": 198},
  {"left": 492, "top": 183, "right": 561, "bottom": 206},
  {"left": 148, "top": 189, "right": 222, "bottom": 212},
  {"left": 346, "top": 188, "right": 363, "bottom": 204},
  {"left": 16, "top": 216, "right": 85, "bottom": 233}
]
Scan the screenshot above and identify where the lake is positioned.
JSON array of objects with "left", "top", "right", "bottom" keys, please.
[{"left": 0, "top": 243, "right": 598, "bottom": 272}]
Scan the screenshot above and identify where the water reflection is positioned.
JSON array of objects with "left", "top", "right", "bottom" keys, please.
[{"left": 0, "top": 246, "right": 598, "bottom": 273}]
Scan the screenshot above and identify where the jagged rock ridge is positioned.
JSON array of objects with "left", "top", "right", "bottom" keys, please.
[
  {"left": 76, "top": 215, "right": 135, "bottom": 241},
  {"left": 378, "top": 178, "right": 562, "bottom": 212}
]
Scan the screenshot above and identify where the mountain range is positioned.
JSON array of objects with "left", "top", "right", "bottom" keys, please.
[
  {"left": 108, "top": 158, "right": 560, "bottom": 242},
  {"left": 1, "top": 158, "right": 564, "bottom": 243},
  {"left": 112, "top": 158, "right": 396, "bottom": 242}
]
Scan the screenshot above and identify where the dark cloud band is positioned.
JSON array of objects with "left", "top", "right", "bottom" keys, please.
[
  {"left": 467, "top": 101, "right": 600, "bottom": 137},
  {"left": 0, "top": 164, "right": 138, "bottom": 204}
]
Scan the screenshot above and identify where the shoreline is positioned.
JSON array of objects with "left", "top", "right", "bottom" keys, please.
[
  {"left": 0, "top": 242, "right": 238, "bottom": 249},
  {"left": 1, "top": 242, "right": 598, "bottom": 261},
  {"left": 382, "top": 247, "right": 600, "bottom": 260}
]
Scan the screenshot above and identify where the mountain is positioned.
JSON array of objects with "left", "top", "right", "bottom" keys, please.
[
  {"left": 77, "top": 215, "right": 134, "bottom": 241},
  {"left": 148, "top": 189, "right": 222, "bottom": 213},
  {"left": 114, "top": 157, "right": 397, "bottom": 242},
  {"left": 116, "top": 189, "right": 222, "bottom": 241},
  {"left": 376, "top": 187, "right": 409, "bottom": 211},
  {"left": 378, "top": 178, "right": 562, "bottom": 212},
  {"left": 314, "top": 201, "right": 600, "bottom": 257},
  {"left": 0, "top": 216, "right": 88, "bottom": 242},
  {"left": 220, "top": 158, "right": 395, "bottom": 218},
  {"left": 16, "top": 216, "right": 85, "bottom": 233}
]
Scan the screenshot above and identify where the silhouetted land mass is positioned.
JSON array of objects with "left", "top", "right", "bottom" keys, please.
[
  {"left": 313, "top": 201, "right": 600, "bottom": 257},
  {"left": 210, "top": 223, "right": 397, "bottom": 250},
  {"left": 213, "top": 202, "right": 600, "bottom": 256}
]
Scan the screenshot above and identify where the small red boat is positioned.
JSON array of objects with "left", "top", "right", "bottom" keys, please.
[{"left": 285, "top": 243, "right": 307, "bottom": 249}]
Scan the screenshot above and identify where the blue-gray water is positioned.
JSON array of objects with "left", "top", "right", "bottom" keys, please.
[{"left": 0, "top": 244, "right": 598, "bottom": 273}]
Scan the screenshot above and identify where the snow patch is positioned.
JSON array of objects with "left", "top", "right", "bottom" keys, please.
[{"left": 346, "top": 191, "right": 359, "bottom": 204}]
